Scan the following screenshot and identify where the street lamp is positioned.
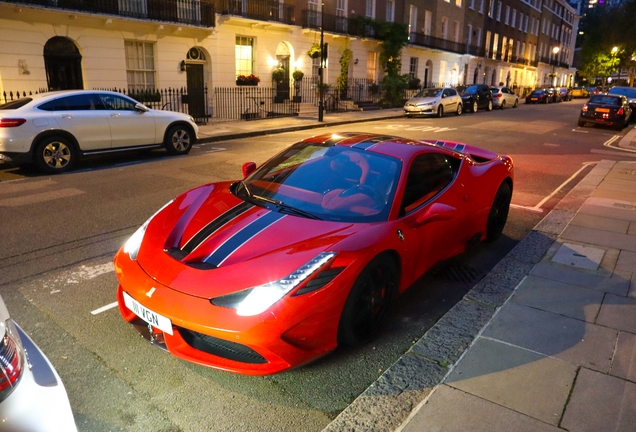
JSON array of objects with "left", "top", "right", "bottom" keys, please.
[
  {"left": 609, "top": 46, "right": 619, "bottom": 85},
  {"left": 552, "top": 46, "right": 560, "bottom": 87},
  {"left": 318, "top": 0, "right": 325, "bottom": 122}
]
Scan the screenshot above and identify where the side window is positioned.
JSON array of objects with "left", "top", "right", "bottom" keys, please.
[
  {"left": 448, "top": 89, "right": 457, "bottom": 96},
  {"left": 59, "top": 94, "right": 101, "bottom": 111},
  {"left": 401, "top": 153, "right": 459, "bottom": 214},
  {"left": 98, "top": 94, "right": 137, "bottom": 111},
  {"left": 38, "top": 98, "right": 67, "bottom": 111},
  {"left": 443, "top": 89, "right": 451, "bottom": 97}
]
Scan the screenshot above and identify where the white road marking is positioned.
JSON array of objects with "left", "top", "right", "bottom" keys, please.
[
  {"left": 533, "top": 161, "right": 598, "bottom": 210},
  {"left": 205, "top": 147, "right": 227, "bottom": 153},
  {"left": 374, "top": 124, "right": 457, "bottom": 132},
  {"left": 91, "top": 302, "right": 119, "bottom": 315},
  {"left": 604, "top": 134, "right": 636, "bottom": 153},
  {"left": 0, "top": 188, "right": 85, "bottom": 207},
  {"left": 510, "top": 204, "right": 544, "bottom": 213},
  {"left": 572, "top": 129, "right": 588, "bottom": 133},
  {"left": 0, "top": 179, "right": 57, "bottom": 195}
]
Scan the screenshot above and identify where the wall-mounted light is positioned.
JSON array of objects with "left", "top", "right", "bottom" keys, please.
[
  {"left": 268, "top": 57, "right": 279, "bottom": 68},
  {"left": 354, "top": 58, "right": 359, "bottom": 65},
  {"left": 180, "top": 60, "right": 186, "bottom": 72},
  {"left": 18, "top": 59, "right": 29, "bottom": 75}
]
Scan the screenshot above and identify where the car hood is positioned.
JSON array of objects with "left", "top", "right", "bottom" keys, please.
[
  {"left": 405, "top": 96, "right": 439, "bottom": 105},
  {"left": 460, "top": 92, "right": 476, "bottom": 98},
  {"left": 135, "top": 182, "right": 358, "bottom": 297}
]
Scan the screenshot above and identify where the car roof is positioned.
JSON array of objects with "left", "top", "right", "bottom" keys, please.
[
  {"left": 16, "top": 89, "right": 131, "bottom": 103},
  {"left": 300, "top": 132, "right": 468, "bottom": 161}
]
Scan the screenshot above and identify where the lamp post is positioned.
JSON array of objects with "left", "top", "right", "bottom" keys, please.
[
  {"left": 552, "top": 46, "right": 560, "bottom": 87},
  {"left": 318, "top": 0, "right": 325, "bottom": 122},
  {"left": 609, "top": 46, "right": 619, "bottom": 86}
]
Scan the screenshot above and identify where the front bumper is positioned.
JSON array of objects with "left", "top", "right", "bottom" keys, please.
[
  {"left": 114, "top": 251, "right": 354, "bottom": 375},
  {"left": 404, "top": 106, "right": 437, "bottom": 116}
]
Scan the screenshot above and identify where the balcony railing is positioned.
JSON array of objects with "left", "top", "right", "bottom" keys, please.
[
  {"left": 216, "top": 0, "right": 294, "bottom": 25},
  {"left": 301, "top": 10, "right": 375, "bottom": 38},
  {"left": 1, "top": 0, "right": 216, "bottom": 27}
]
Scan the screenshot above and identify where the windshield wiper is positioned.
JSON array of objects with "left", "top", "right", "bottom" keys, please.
[{"left": 239, "top": 181, "right": 321, "bottom": 220}]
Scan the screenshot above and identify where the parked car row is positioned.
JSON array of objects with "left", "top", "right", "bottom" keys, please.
[
  {"left": 525, "top": 87, "right": 573, "bottom": 104},
  {"left": 404, "top": 84, "right": 521, "bottom": 118}
]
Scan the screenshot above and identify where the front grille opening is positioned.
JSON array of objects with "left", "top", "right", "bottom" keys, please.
[{"left": 177, "top": 328, "right": 268, "bottom": 364}]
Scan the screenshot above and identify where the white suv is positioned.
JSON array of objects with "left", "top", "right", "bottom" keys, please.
[{"left": 0, "top": 90, "right": 198, "bottom": 173}]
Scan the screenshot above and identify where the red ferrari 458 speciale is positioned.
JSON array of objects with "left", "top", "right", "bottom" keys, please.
[{"left": 114, "top": 133, "right": 513, "bottom": 375}]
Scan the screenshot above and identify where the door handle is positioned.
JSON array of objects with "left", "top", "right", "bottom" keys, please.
[
  {"left": 110, "top": 113, "right": 121, "bottom": 117},
  {"left": 60, "top": 114, "right": 72, "bottom": 119}
]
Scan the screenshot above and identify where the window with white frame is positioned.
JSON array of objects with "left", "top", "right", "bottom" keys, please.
[
  {"left": 492, "top": 33, "right": 499, "bottom": 59},
  {"left": 524, "top": 14, "right": 528, "bottom": 32},
  {"left": 508, "top": 38, "right": 513, "bottom": 61},
  {"left": 125, "top": 41, "right": 156, "bottom": 91},
  {"left": 336, "top": 0, "right": 347, "bottom": 31},
  {"left": 518, "top": 12, "right": 523, "bottom": 30},
  {"left": 485, "top": 30, "right": 491, "bottom": 57},
  {"left": 504, "top": 5, "right": 510, "bottom": 24},
  {"left": 453, "top": 21, "right": 460, "bottom": 42},
  {"left": 511, "top": 9, "right": 516, "bottom": 27},
  {"left": 496, "top": 1, "right": 501, "bottom": 21},
  {"left": 479, "top": 0, "right": 484, "bottom": 13},
  {"left": 409, "top": 57, "right": 418, "bottom": 78},
  {"left": 235, "top": 36, "right": 255, "bottom": 77},
  {"left": 467, "top": 23, "right": 473, "bottom": 45},
  {"left": 501, "top": 36, "right": 507, "bottom": 60},
  {"left": 456, "top": 0, "right": 461, "bottom": 7},
  {"left": 308, "top": 0, "right": 320, "bottom": 26},
  {"left": 386, "top": 0, "right": 394, "bottom": 21},
  {"left": 409, "top": 5, "right": 418, "bottom": 36},
  {"left": 469, "top": 0, "right": 474, "bottom": 9},
  {"left": 488, "top": 0, "right": 495, "bottom": 17},
  {"left": 476, "top": 28, "right": 482, "bottom": 47},
  {"left": 441, "top": 16, "right": 448, "bottom": 39},
  {"left": 366, "top": 0, "right": 375, "bottom": 18},
  {"left": 424, "top": 10, "right": 432, "bottom": 35},
  {"left": 521, "top": 42, "right": 525, "bottom": 59}
]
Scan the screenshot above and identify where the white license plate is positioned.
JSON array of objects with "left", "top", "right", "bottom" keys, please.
[{"left": 123, "top": 292, "right": 173, "bottom": 335}]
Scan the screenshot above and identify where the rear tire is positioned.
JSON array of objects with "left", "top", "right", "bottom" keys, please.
[
  {"left": 338, "top": 255, "right": 397, "bottom": 346},
  {"left": 164, "top": 125, "right": 194, "bottom": 155},
  {"left": 513, "top": 99, "right": 518, "bottom": 108},
  {"left": 500, "top": 100, "right": 506, "bottom": 110},
  {"left": 578, "top": 118, "right": 586, "bottom": 127},
  {"left": 485, "top": 182, "right": 512, "bottom": 242},
  {"left": 456, "top": 103, "right": 463, "bottom": 116},
  {"left": 34, "top": 136, "right": 76, "bottom": 174}
]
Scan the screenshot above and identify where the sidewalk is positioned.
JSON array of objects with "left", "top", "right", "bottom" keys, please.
[
  {"left": 325, "top": 159, "right": 636, "bottom": 432},
  {"left": 195, "top": 108, "right": 404, "bottom": 143}
]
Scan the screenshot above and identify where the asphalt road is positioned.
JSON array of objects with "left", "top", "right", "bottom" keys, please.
[{"left": 0, "top": 100, "right": 634, "bottom": 432}]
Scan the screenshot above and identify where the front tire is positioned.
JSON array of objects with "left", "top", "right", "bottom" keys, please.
[
  {"left": 34, "top": 136, "right": 76, "bottom": 174},
  {"left": 486, "top": 100, "right": 493, "bottom": 111},
  {"left": 500, "top": 100, "right": 506, "bottom": 110},
  {"left": 472, "top": 100, "right": 478, "bottom": 113},
  {"left": 513, "top": 99, "right": 518, "bottom": 108},
  {"left": 485, "top": 182, "right": 512, "bottom": 242},
  {"left": 437, "top": 105, "right": 444, "bottom": 118},
  {"left": 456, "top": 103, "right": 463, "bottom": 116},
  {"left": 164, "top": 125, "right": 194, "bottom": 155},
  {"left": 338, "top": 255, "right": 397, "bottom": 346}
]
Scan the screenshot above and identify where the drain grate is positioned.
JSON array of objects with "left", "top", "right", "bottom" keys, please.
[{"left": 432, "top": 262, "right": 484, "bottom": 284}]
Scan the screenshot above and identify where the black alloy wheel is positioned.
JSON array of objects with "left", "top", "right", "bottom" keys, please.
[
  {"left": 338, "top": 256, "right": 397, "bottom": 346},
  {"left": 485, "top": 182, "right": 512, "bottom": 241}
]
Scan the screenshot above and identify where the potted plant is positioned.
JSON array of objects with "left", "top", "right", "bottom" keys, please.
[
  {"left": 236, "top": 74, "right": 260, "bottom": 86},
  {"left": 307, "top": 44, "right": 321, "bottom": 59},
  {"left": 292, "top": 70, "right": 304, "bottom": 102},
  {"left": 272, "top": 67, "right": 286, "bottom": 84}
]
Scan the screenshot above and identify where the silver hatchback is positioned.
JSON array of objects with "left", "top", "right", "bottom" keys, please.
[
  {"left": 404, "top": 88, "right": 463, "bottom": 117},
  {"left": 490, "top": 86, "right": 519, "bottom": 109}
]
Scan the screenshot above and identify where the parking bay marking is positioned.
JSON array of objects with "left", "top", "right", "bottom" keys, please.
[{"left": 374, "top": 125, "right": 458, "bottom": 133}]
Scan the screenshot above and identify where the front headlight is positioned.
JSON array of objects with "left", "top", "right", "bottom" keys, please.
[
  {"left": 418, "top": 101, "right": 436, "bottom": 106},
  {"left": 211, "top": 252, "right": 337, "bottom": 316},
  {"left": 123, "top": 200, "right": 174, "bottom": 260}
]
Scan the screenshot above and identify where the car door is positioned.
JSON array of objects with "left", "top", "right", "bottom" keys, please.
[
  {"left": 38, "top": 94, "right": 112, "bottom": 151},
  {"left": 442, "top": 89, "right": 457, "bottom": 112},
  {"left": 479, "top": 85, "right": 491, "bottom": 108},
  {"left": 98, "top": 93, "right": 156, "bottom": 148},
  {"left": 395, "top": 152, "right": 468, "bottom": 279},
  {"left": 502, "top": 87, "right": 515, "bottom": 105}
]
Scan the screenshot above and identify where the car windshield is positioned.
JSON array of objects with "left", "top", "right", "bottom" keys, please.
[
  {"left": 530, "top": 90, "right": 544, "bottom": 96},
  {"left": 414, "top": 88, "right": 443, "bottom": 98},
  {"left": 0, "top": 98, "right": 33, "bottom": 110},
  {"left": 235, "top": 140, "right": 401, "bottom": 223},
  {"left": 461, "top": 85, "right": 479, "bottom": 94},
  {"left": 609, "top": 87, "right": 636, "bottom": 99},
  {"left": 491, "top": 88, "right": 500, "bottom": 94},
  {"left": 589, "top": 95, "right": 621, "bottom": 106}
]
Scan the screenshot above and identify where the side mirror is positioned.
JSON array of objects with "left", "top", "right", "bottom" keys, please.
[
  {"left": 442, "top": 94, "right": 447, "bottom": 98},
  {"left": 412, "top": 203, "right": 456, "bottom": 227},
  {"left": 242, "top": 162, "right": 256, "bottom": 178},
  {"left": 135, "top": 103, "right": 149, "bottom": 112}
]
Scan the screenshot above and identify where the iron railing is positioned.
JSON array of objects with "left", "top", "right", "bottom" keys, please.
[
  {"left": 215, "top": 0, "right": 294, "bottom": 24},
  {"left": 2, "top": 0, "right": 216, "bottom": 27},
  {"left": 409, "top": 33, "right": 466, "bottom": 55},
  {"left": 300, "top": 11, "right": 376, "bottom": 38},
  {"left": 1, "top": 87, "right": 210, "bottom": 124},
  {"left": 213, "top": 87, "right": 299, "bottom": 120}
]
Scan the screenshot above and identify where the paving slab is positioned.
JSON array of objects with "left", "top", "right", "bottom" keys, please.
[
  {"left": 629, "top": 221, "right": 636, "bottom": 235},
  {"left": 592, "top": 188, "right": 636, "bottom": 203},
  {"left": 530, "top": 262, "right": 630, "bottom": 296},
  {"left": 610, "top": 331, "right": 636, "bottom": 382},
  {"left": 551, "top": 242, "right": 605, "bottom": 270},
  {"left": 445, "top": 338, "right": 576, "bottom": 426},
  {"left": 482, "top": 302, "right": 617, "bottom": 372},
  {"left": 596, "top": 294, "right": 636, "bottom": 333},
  {"left": 534, "top": 209, "right": 576, "bottom": 236},
  {"left": 578, "top": 198, "right": 636, "bottom": 223},
  {"left": 561, "top": 368, "right": 636, "bottom": 432},
  {"left": 400, "top": 385, "right": 561, "bottom": 432},
  {"left": 560, "top": 225, "right": 636, "bottom": 253},
  {"left": 569, "top": 213, "right": 630, "bottom": 234},
  {"left": 512, "top": 275, "right": 604, "bottom": 322},
  {"left": 616, "top": 250, "right": 636, "bottom": 273}
]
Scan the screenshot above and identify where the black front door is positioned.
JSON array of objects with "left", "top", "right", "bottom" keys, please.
[
  {"left": 186, "top": 64, "right": 207, "bottom": 123},
  {"left": 44, "top": 37, "right": 83, "bottom": 91},
  {"left": 276, "top": 56, "right": 290, "bottom": 101}
]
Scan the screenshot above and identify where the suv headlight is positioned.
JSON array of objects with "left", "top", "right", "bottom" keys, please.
[{"left": 211, "top": 252, "right": 337, "bottom": 316}]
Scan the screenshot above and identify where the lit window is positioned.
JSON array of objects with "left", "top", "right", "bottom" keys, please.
[{"left": 235, "top": 36, "right": 255, "bottom": 77}]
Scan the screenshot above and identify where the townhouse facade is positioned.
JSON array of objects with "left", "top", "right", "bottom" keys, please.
[{"left": 0, "top": 0, "right": 579, "bottom": 119}]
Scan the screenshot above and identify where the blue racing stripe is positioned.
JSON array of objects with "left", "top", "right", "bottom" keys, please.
[{"left": 204, "top": 211, "right": 285, "bottom": 266}]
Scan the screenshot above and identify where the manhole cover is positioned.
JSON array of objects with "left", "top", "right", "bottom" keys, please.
[
  {"left": 552, "top": 243, "right": 605, "bottom": 270},
  {"left": 432, "top": 262, "right": 484, "bottom": 284}
]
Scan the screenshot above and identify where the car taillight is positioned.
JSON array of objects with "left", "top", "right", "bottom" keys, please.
[
  {"left": 0, "top": 320, "right": 24, "bottom": 403},
  {"left": 617, "top": 107, "right": 624, "bottom": 115},
  {"left": 0, "top": 118, "right": 27, "bottom": 128},
  {"left": 582, "top": 105, "right": 588, "bottom": 112},
  {"left": 539, "top": 95, "right": 545, "bottom": 98},
  {"left": 494, "top": 94, "right": 502, "bottom": 98}
]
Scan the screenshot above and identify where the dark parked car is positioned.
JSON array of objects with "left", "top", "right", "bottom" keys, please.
[
  {"left": 579, "top": 94, "right": 632, "bottom": 130},
  {"left": 545, "top": 88, "right": 562, "bottom": 103},
  {"left": 525, "top": 89, "right": 550, "bottom": 104},
  {"left": 457, "top": 84, "right": 493, "bottom": 113},
  {"left": 557, "top": 87, "right": 572, "bottom": 101},
  {"left": 608, "top": 86, "right": 636, "bottom": 118}
]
